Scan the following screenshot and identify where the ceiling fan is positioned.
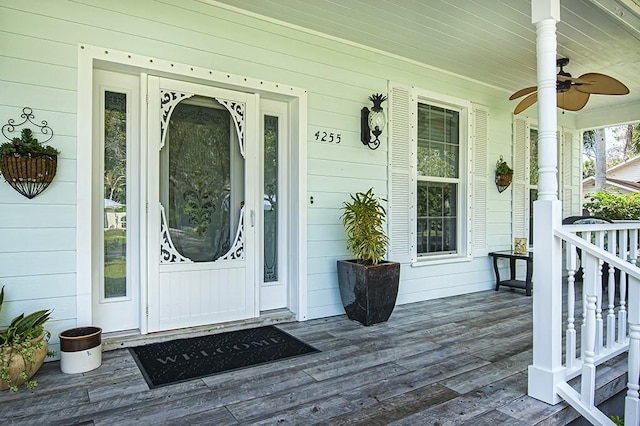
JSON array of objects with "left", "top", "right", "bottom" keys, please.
[{"left": 509, "top": 58, "right": 629, "bottom": 114}]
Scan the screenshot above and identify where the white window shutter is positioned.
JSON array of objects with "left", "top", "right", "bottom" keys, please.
[
  {"left": 562, "top": 130, "right": 576, "bottom": 218},
  {"left": 512, "top": 117, "right": 528, "bottom": 240},
  {"left": 387, "top": 83, "right": 413, "bottom": 263},
  {"left": 472, "top": 105, "right": 489, "bottom": 257}
]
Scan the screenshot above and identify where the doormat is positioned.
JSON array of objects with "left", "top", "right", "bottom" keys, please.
[{"left": 129, "top": 325, "right": 319, "bottom": 388}]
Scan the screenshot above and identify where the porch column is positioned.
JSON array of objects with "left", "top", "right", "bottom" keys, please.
[{"left": 527, "top": 0, "right": 565, "bottom": 405}]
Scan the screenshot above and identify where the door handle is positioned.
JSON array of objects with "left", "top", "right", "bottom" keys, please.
[{"left": 250, "top": 209, "right": 255, "bottom": 227}]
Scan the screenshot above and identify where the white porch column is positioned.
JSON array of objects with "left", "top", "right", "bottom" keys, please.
[{"left": 527, "top": 0, "right": 565, "bottom": 405}]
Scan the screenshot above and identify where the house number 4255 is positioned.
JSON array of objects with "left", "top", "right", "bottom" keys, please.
[{"left": 314, "top": 131, "right": 341, "bottom": 144}]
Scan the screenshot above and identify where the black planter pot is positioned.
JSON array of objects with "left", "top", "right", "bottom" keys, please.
[{"left": 337, "top": 259, "right": 400, "bottom": 326}]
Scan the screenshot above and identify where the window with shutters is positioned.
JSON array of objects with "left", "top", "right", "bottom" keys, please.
[
  {"left": 388, "top": 84, "right": 477, "bottom": 264},
  {"left": 514, "top": 119, "right": 576, "bottom": 246}
]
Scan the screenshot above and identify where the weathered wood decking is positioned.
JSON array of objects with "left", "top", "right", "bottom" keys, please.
[{"left": 0, "top": 290, "right": 627, "bottom": 425}]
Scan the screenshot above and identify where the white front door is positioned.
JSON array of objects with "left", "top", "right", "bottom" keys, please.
[{"left": 146, "top": 76, "right": 259, "bottom": 332}]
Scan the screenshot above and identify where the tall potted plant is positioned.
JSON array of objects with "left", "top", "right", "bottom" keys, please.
[
  {"left": 0, "top": 285, "right": 52, "bottom": 391},
  {"left": 337, "top": 188, "right": 400, "bottom": 326}
]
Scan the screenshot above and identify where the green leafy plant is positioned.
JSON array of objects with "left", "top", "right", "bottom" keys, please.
[
  {"left": 0, "top": 285, "right": 52, "bottom": 392},
  {"left": 495, "top": 156, "right": 513, "bottom": 176},
  {"left": 583, "top": 190, "right": 640, "bottom": 220},
  {"left": 0, "top": 128, "right": 60, "bottom": 158},
  {"left": 610, "top": 415, "right": 624, "bottom": 426},
  {"left": 340, "top": 188, "right": 389, "bottom": 265}
]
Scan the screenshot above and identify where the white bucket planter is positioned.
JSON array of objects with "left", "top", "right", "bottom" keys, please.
[{"left": 59, "top": 326, "right": 102, "bottom": 374}]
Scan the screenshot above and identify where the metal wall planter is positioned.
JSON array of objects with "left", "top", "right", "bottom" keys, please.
[{"left": 1, "top": 108, "right": 59, "bottom": 199}]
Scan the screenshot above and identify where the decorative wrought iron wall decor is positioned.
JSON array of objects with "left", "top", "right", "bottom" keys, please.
[{"left": 1, "top": 107, "right": 59, "bottom": 199}]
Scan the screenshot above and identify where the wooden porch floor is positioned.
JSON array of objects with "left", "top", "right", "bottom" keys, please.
[{"left": 0, "top": 290, "right": 627, "bottom": 425}]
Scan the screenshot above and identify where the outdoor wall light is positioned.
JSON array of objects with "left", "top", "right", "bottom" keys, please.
[{"left": 361, "top": 93, "right": 387, "bottom": 150}]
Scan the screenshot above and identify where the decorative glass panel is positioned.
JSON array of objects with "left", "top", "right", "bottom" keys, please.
[
  {"left": 264, "top": 115, "right": 278, "bottom": 282},
  {"left": 161, "top": 97, "right": 243, "bottom": 262},
  {"left": 416, "top": 181, "right": 457, "bottom": 254},
  {"left": 104, "top": 91, "right": 127, "bottom": 298}
]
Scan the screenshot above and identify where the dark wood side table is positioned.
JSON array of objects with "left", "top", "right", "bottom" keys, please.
[{"left": 488, "top": 250, "right": 533, "bottom": 296}]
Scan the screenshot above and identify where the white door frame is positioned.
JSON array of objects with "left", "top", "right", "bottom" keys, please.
[{"left": 77, "top": 45, "right": 308, "bottom": 334}]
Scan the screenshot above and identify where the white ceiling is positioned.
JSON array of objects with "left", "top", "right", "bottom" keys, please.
[{"left": 212, "top": 0, "right": 640, "bottom": 115}]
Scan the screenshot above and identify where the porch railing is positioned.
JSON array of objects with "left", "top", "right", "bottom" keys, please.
[{"left": 532, "top": 221, "right": 640, "bottom": 425}]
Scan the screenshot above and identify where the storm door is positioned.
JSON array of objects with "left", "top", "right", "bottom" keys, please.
[{"left": 147, "top": 77, "right": 258, "bottom": 332}]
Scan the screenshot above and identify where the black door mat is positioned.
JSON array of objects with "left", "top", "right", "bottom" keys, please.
[{"left": 129, "top": 325, "right": 320, "bottom": 388}]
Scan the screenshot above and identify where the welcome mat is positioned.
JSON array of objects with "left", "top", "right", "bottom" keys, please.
[{"left": 129, "top": 325, "right": 319, "bottom": 388}]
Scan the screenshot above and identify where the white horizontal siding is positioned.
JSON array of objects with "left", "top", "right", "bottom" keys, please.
[
  {"left": 610, "top": 159, "right": 640, "bottom": 182},
  {"left": 0, "top": 0, "right": 584, "bottom": 324}
]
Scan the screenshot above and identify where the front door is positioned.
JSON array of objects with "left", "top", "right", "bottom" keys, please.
[{"left": 147, "top": 77, "right": 259, "bottom": 332}]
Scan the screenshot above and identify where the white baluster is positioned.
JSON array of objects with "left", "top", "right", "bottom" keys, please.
[
  {"left": 581, "top": 230, "right": 591, "bottom": 356},
  {"left": 581, "top": 252, "right": 599, "bottom": 408},
  {"left": 607, "top": 230, "right": 617, "bottom": 348},
  {"left": 619, "top": 229, "right": 628, "bottom": 344},
  {"left": 630, "top": 229, "right": 639, "bottom": 266},
  {"left": 594, "top": 231, "right": 605, "bottom": 354},
  {"left": 566, "top": 243, "right": 577, "bottom": 368},
  {"left": 625, "top": 276, "right": 640, "bottom": 425}
]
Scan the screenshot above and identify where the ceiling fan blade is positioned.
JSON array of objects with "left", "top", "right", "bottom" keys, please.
[
  {"left": 574, "top": 73, "right": 630, "bottom": 95},
  {"left": 514, "top": 92, "right": 537, "bottom": 114},
  {"left": 509, "top": 86, "right": 537, "bottom": 100},
  {"left": 557, "top": 87, "right": 590, "bottom": 111}
]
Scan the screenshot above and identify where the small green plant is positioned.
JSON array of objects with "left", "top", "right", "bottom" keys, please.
[
  {"left": 610, "top": 415, "right": 624, "bottom": 426},
  {"left": 340, "top": 188, "right": 389, "bottom": 265},
  {"left": 0, "top": 285, "right": 52, "bottom": 392},
  {"left": 583, "top": 190, "right": 640, "bottom": 220},
  {"left": 0, "top": 128, "right": 60, "bottom": 158},
  {"left": 495, "top": 156, "right": 513, "bottom": 176}
]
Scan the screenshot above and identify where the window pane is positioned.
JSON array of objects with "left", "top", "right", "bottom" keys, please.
[
  {"left": 417, "top": 104, "right": 459, "bottom": 178},
  {"left": 530, "top": 128, "right": 539, "bottom": 185},
  {"left": 264, "top": 115, "right": 278, "bottom": 282},
  {"left": 104, "top": 91, "right": 127, "bottom": 298},
  {"left": 416, "top": 181, "right": 457, "bottom": 255},
  {"left": 529, "top": 188, "right": 538, "bottom": 244}
]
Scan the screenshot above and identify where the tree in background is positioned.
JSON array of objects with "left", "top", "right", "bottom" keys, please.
[
  {"left": 583, "top": 122, "right": 640, "bottom": 182},
  {"left": 582, "top": 123, "right": 640, "bottom": 221},
  {"left": 630, "top": 122, "right": 640, "bottom": 155},
  {"left": 594, "top": 128, "right": 606, "bottom": 191}
]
